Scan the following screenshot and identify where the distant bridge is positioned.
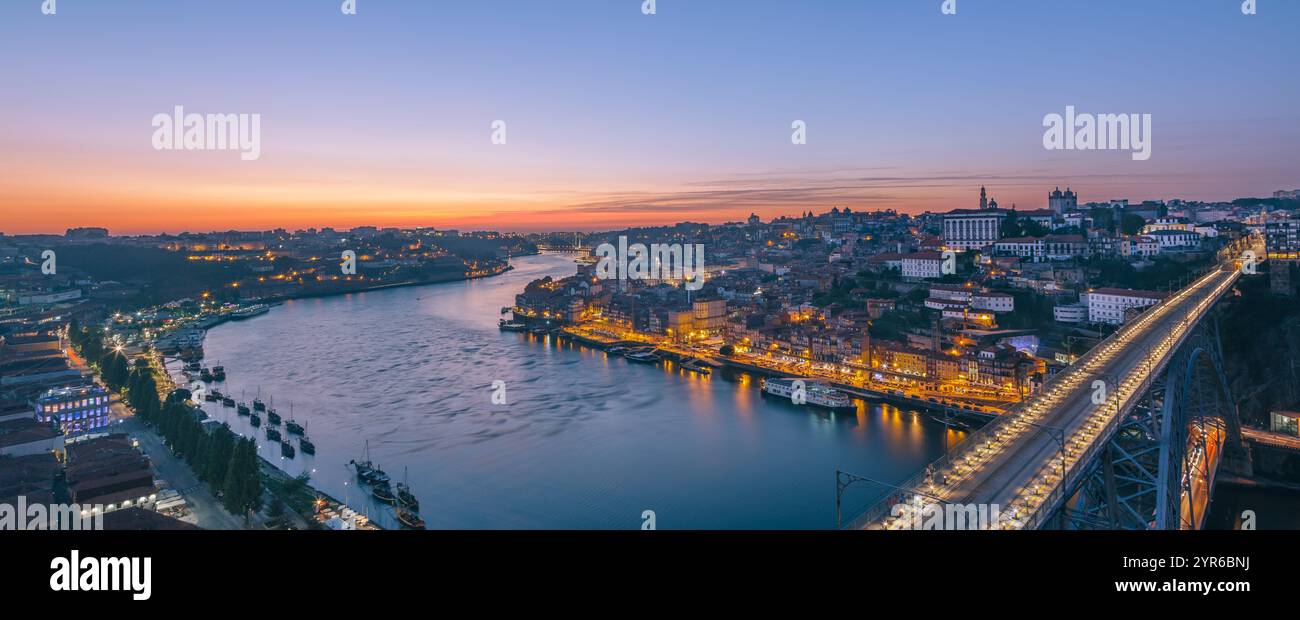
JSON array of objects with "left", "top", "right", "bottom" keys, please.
[
  {"left": 843, "top": 239, "right": 1261, "bottom": 530},
  {"left": 537, "top": 233, "right": 590, "bottom": 254}
]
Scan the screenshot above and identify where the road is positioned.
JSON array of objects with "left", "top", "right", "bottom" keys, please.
[{"left": 110, "top": 395, "right": 246, "bottom": 530}]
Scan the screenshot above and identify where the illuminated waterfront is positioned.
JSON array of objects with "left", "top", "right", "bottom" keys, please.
[{"left": 193, "top": 253, "right": 958, "bottom": 529}]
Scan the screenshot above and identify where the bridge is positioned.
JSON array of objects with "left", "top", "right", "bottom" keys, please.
[
  {"left": 843, "top": 238, "right": 1261, "bottom": 530},
  {"left": 536, "top": 232, "right": 591, "bottom": 254}
]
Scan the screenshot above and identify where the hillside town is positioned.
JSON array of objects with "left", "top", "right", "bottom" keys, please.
[{"left": 507, "top": 187, "right": 1300, "bottom": 412}]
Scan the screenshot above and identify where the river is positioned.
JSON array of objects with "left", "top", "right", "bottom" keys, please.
[{"left": 191, "top": 253, "right": 956, "bottom": 529}]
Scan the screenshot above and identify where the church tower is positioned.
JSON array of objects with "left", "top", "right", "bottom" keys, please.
[{"left": 979, "top": 186, "right": 988, "bottom": 210}]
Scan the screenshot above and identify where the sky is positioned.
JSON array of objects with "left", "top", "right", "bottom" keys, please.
[{"left": 1, "top": 0, "right": 1297, "bottom": 235}]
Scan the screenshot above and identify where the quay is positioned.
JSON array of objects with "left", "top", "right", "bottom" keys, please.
[{"left": 539, "top": 324, "right": 999, "bottom": 424}]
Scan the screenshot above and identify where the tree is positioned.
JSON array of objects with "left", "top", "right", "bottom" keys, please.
[
  {"left": 100, "top": 351, "right": 129, "bottom": 391},
  {"left": 1120, "top": 213, "right": 1146, "bottom": 236}
]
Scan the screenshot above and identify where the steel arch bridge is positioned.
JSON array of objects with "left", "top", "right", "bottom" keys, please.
[{"left": 1053, "top": 318, "right": 1245, "bottom": 530}]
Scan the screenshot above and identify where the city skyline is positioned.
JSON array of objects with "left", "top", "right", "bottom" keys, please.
[{"left": 3, "top": 0, "right": 1298, "bottom": 234}]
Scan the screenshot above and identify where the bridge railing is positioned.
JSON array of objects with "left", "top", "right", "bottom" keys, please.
[{"left": 841, "top": 260, "right": 1239, "bottom": 530}]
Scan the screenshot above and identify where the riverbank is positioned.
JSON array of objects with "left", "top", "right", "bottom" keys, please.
[{"left": 552, "top": 324, "right": 996, "bottom": 424}]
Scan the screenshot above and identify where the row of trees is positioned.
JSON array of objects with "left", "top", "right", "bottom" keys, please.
[{"left": 67, "top": 323, "right": 263, "bottom": 519}]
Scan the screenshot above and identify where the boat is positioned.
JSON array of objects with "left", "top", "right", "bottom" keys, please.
[
  {"left": 185, "top": 361, "right": 202, "bottom": 372},
  {"left": 760, "top": 377, "right": 854, "bottom": 411},
  {"left": 266, "top": 427, "right": 282, "bottom": 442},
  {"left": 230, "top": 304, "right": 270, "bottom": 320},
  {"left": 371, "top": 481, "right": 397, "bottom": 505},
  {"left": 212, "top": 366, "right": 226, "bottom": 382},
  {"left": 222, "top": 396, "right": 235, "bottom": 408},
  {"left": 266, "top": 408, "right": 281, "bottom": 426},
  {"left": 285, "top": 403, "right": 304, "bottom": 435},
  {"left": 366, "top": 466, "right": 390, "bottom": 485},
  {"left": 280, "top": 440, "right": 296, "bottom": 458},
  {"left": 498, "top": 319, "right": 528, "bottom": 332},
  {"left": 350, "top": 441, "right": 376, "bottom": 482},
  {"left": 299, "top": 436, "right": 315, "bottom": 455},
  {"left": 625, "top": 350, "right": 661, "bottom": 364},
  {"left": 606, "top": 346, "right": 627, "bottom": 354},
  {"left": 203, "top": 392, "right": 216, "bottom": 402},
  {"left": 396, "top": 468, "right": 418, "bottom": 511},
  {"left": 211, "top": 389, "right": 223, "bottom": 399},
  {"left": 253, "top": 395, "right": 266, "bottom": 412},
  {"left": 250, "top": 412, "right": 261, "bottom": 427},
  {"left": 237, "top": 402, "right": 251, "bottom": 416},
  {"left": 396, "top": 506, "right": 425, "bottom": 530},
  {"left": 199, "top": 368, "right": 213, "bottom": 382}
]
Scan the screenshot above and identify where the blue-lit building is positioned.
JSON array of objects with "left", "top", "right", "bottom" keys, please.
[{"left": 35, "top": 384, "right": 111, "bottom": 436}]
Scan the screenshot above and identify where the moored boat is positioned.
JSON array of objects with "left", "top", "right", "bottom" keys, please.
[
  {"left": 266, "top": 427, "right": 282, "bottom": 442},
  {"left": 396, "top": 506, "right": 425, "bottom": 530},
  {"left": 626, "top": 350, "right": 661, "bottom": 363},
  {"left": 280, "top": 440, "right": 296, "bottom": 458},
  {"left": 299, "top": 436, "right": 316, "bottom": 455},
  {"left": 371, "top": 481, "right": 397, "bottom": 505},
  {"left": 760, "top": 377, "right": 854, "bottom": 411},
  {"left": 396, "top": 467, "right": 418, "bottom": 511}
]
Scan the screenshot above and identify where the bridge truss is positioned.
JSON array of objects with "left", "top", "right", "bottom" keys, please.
[{"left": 1053, "top": 318, "right": 1244, "bottom": 530}]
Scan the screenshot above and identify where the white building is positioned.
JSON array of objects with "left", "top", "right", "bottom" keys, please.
[
  {"left": 942, "top": 209, "right": 1008, "bottom": 251},
  {"left": 972, "top": 292, "right": 1015, "bottom": 313},
  {"left": 1145, "top": 229, "right": 1201, "bottom": 250},
  {"left": 1122, "top": 236, "right": 1161, "bottom": 259},
  {"left": 1053, "top": 302, "right": 1088, "bottom": 324},
  {"left": 900, "top": 252, "right": 944, "bottom": 280},
  {"left": 1086, "top": 288, "right": 1166, "bottom": 325}
]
